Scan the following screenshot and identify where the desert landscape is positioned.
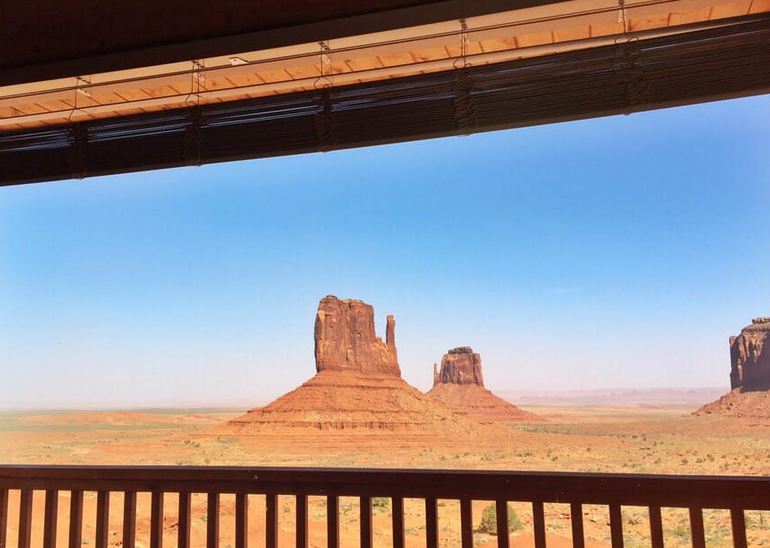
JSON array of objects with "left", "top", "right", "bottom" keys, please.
[{"left": 2, "top": 300, "right": 770, "bottom": 547}]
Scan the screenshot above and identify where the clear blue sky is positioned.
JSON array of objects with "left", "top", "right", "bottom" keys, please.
[{"left": 2, "top": 95, "right": 769, "bottom": 409}]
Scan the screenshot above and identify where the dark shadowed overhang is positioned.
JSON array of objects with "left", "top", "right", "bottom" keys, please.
[{"left": 1, "top": 0, "right": 769, "bottom": 186}]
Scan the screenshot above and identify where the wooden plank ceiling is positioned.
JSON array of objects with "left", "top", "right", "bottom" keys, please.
[{"left": 2, "top": 0, "right": 767, "bottom": 131}]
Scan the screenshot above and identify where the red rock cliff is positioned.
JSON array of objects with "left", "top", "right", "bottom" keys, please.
[
  {"left": 433, "top": 346, "right": 484, "bottom": 387},
  {"left": 314, "top": 296, "right": 400, "bottom": 376},
  {"left": 730, "top": 317, "right": 770, "bottom": 391}
]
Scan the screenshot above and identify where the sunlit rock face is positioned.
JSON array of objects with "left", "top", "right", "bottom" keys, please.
[
  {"left": 730, "top": 318, "right": 770, "bottom": 391},
  {"left": 314, "top": 295, "right": 400, "bottom": 376},
  {"left": 433, "top": 346, "right": 484, "bottom": 387}
]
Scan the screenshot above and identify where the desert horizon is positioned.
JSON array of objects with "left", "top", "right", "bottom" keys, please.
[{"left": 0, "top": 386, "right": 728, "bottom": 413}]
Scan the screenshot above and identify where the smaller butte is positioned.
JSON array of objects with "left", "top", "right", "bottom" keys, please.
[{"left": 428, "top": 347, "right": 544, "bottom": 423}]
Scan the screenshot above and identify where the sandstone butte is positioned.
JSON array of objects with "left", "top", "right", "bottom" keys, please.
[
  {"left": 225, "top": 296, "right": 513, "bottom": 445},
  {"left": 697, "top": 317, "right": 770, "bottom": 417},
  {"left": 428, "top": 347, "right": 544, "bottom": 423}
]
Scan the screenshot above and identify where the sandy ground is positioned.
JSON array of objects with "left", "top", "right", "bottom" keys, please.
[{"left": 2, "top": 404, "right": 770, "bottom": 547}]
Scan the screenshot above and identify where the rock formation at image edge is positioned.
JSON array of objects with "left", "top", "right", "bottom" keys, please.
[
  {"left": 697, "top": 317, "right": 770, "bottom": 417},
  {"left": 428, "top": 346, "right": 543, "bottom": 423}
]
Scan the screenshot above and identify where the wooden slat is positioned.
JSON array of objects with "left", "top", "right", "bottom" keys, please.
[
  {"left": 178, "top": 492, "right": 191, "bottom": 548},
  {"left": 609, "top": 503, "right": 624, "bottom": 548},
  {"left": 266, "top": 493, "right": 278, "bottom": 548},
  {"left": 43, "top": 489, "right": 58, "bottom": 548},
  {"left": 532, "top": 501, "right": 546, "bottom": 548},
  {"left": 460, "top": 498, "right": 473, "bottom": 548},
  {"left": 392, "top": 497, "right": 405, "bottom": 548},
  {"left": 360, "top": 495, "right": 373, "bottom": 548},
  {"left": 68, "top": 490, "right": 83, "bottom": 548},
  {"left": 495, "top": 500, "right": 510, "bottom": 548},
  {"left": 327, "top": 495, "right": 339, "bottom": 548},
  {"left": 0, "top": 488, "right": 7, "bottom": 548},
  {"left": 425, "top": 497, "right": 438, "bottom": 548},
  {"left": 207, "top": 492, "right": 220, "bottom": 548},
  {"left": 95, "top": 491, "right": 109, "bottom": 548},
  {"left": 570, "top": 502, "right": 585, "bottom": 548},
  {"left": 296, "top": 494, "right": 308, "bottom": 548},
  {"left": 151, "top": 491, "right": 164, "bottom": 548},
  {"left": 124, "top": 491, "right": 137, "bottom": 548},
  {"left": 649, "top": 506, "right": 664, "bottom": 548},
  {"left": 689, "top": 507, "right": 706, "bottom": 548},
  {"left": 18, "top": 489, "right": 32, "bottom": 548},
  {"left": 730, "top": 508, "right": 748, "bottom": 548},
  {"left": 235, "top": 493, "right": 248, "bottom": 548}
]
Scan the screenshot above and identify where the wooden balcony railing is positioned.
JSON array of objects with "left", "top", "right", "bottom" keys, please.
[{"left": 0, "top": 465, "right": 768, "bottom": 548}]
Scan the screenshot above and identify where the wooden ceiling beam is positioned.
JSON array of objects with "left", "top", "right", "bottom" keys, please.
[{"left": 0, "top": 0, "right": 568, "bottom": 87}]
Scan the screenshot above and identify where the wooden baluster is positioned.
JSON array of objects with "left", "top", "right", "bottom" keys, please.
[
  {"left": 392, "top": 497, "right": 405, "bottom": 548},
  {"left": 235, "top": 493, "right": 248, "bottom": 548},
  {"left": 730, "top": 508, "right": 748, "bottom": 548},
  {"left": 266, "top": 493, "right": 278, "bottom": 548},
  {"left": 570, "top": 502, "right": 585, "bottom": 548},
  {"left": 425, "top": 497, "right": 438, "bottom": 548},
  {"left": 460, "top": 498, "right": 473, "bottom": 548},
  {"left": 609, "top": 504, "right": 624, "bottom": 548},
  {"left": 0, "top": 488, "right": 7, "bottom": 548},
  {"left": 18, "top": 489, "right": 32, "bottom": 548},
  {"left": 151, "top": 491, "right": 164, "bottom": 548},
  {"left": 360, "top": 496, "right": 373, "bottom": 548},
  {"left": 124, "top": 491, "right": 137, "bottom": 548},
  {"left": 178, "top": 492, "right": 191, "bottom": 548},
  {"left": 327, "top": 495, "right": 339, "bottom": 548},
  {"left": 689, "top": 507, "right": 706, "bottom": 548},
  {"left": 69, "top": 490, "right": 83, "bottom": 548},
  {"left": 495, "top": 500, "right": 510, "bottom": 548},
  {"left": 207, "top": 493, "right": 220, "bottom": 548},
  {"left": 648, "top": 506, "right": 664, "bottom": 548},
  {"left": 296, "top": 494, "right": 308, "bottom": 548},
  {"left": 95, "top": 491, "right": 109, "bottom": 548},
  {"left": 532, "top": 501, "right": 546, "bottom": 548},
  {"left": 43, "top": 490, "right": 58, "bottom": 548}
]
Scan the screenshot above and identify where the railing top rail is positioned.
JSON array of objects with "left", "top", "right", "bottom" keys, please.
[{"left": 1, "top": 465, "right": 769, "bottom": 509}]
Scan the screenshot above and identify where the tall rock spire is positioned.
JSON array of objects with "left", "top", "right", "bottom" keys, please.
[{"left": 314, "top": 296, "right": 400, "bottom": 376}]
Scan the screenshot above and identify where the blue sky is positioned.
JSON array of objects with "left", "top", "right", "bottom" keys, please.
[{"left": 2, "top": 95, "right": 769, "bottom": 409}]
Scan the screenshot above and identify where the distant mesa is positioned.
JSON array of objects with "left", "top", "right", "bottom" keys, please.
[
  {"left": 697, "top": 317, "right": 770, "bottom": 417},
  {"left": 225, "top": 296, "right": 511, "bottom": 441},
  {"left": 428, "top": 346, "right": 544, "bottom": 423}
]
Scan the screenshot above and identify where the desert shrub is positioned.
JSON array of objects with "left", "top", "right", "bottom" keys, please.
[
  {"left": 671, "top": 525, "right": 689, "bottom": 540},
  {"left": 477, "top": 503, "right": 522, "bottom": 535},
  {"left": 372, "top": 497, "right": 389, "bottom": 510}
]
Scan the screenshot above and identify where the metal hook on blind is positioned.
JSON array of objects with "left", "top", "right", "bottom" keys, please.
[
  {"left": 618, "top": 0, "right": 629, "bottom": 35},
  {"left": 68, "top": 76, "right": 91, "bottom": 122},
  {"left": 314, "top": 41, "right": 333, "bottom": 90},
  {"left": 185, "top": 59, "right": 205, "bottom": 106},
  {"left": 453, "top": 18, "right": 470, "bottom": 70}
]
